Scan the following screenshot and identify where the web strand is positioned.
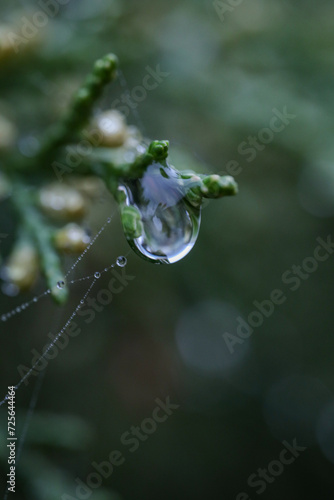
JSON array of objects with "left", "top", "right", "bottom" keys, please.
[
  {"left": 0, "top": 212, "right": 116, "bottom": 323},
  {"left": 0, "top": 276, "right": 96, "bottom": 406},
  {"left": 1, "top": 207, "right": 129, "bottom": 500},
  {"left": 0, "top": 252, "right": 128, "bottom": 407}
]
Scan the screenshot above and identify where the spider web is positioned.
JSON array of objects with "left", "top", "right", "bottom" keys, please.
[
  {"left": 0, "top": 63, "right": 144, "bottom": 392},
  {"left": 1, "top": 203, "right": 132, "bottom": 498},
  {"left": 0, "top": 64, "right": 148, "bottom": 498}
]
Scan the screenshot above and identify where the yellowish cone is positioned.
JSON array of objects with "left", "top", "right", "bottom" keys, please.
[
  {"left": 54, "top": 223, "right": 90, "bottom": 254},
  {"left": 5, "top": 245, "right": 39, "bottom": 291},
  {"left": 90, "top": 110, "right": 127, "bottom": 148},
  {"left": 39, "top": 184, "right": 86, "bottom": 220}
]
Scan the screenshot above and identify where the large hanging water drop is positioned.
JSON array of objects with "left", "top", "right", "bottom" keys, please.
[{"left": 119, "top": 162, "right": 201, "bottom": 264}]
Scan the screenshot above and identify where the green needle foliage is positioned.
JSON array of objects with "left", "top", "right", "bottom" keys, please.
[{"left": 0, "top": 53, "right": 238, "bottom": 303}]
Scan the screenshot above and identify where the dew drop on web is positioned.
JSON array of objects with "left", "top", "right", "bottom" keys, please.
[
  {"left": 116, "top": 256, "right": 127, "bottom": 267},
  {"left": 119, "top": 162, "right": 201, "bottom": 264},
  {"left": 57, "top": 280, "right": 65, "bottom": 289}
]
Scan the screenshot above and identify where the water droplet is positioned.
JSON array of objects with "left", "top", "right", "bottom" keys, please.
[
  {"left": 1, "top": 314, "right": 7, "bottom": 322},
  {"left": 120, "top": 162, "right": 201, "bottom": 264},
  {"left": 80, "top": 299, "right": 84, "bottom": 304},
  {"left": 116, "top": 256, "right": 127, "bottom": 268},
  {"left": 107, "top": 217, "right": 111, "bottom": 223},
  {"left": 15, "top": 307, "right": 21, "bottom": 313},
  {"left": 94, "top": 272, "right": 101, "bottom": 279},
  {"left": 57, "top": 280, "right": 65, "bottom": 289},
  {"left": 33, "top": 297, "right": 38, "bottom": 303}
]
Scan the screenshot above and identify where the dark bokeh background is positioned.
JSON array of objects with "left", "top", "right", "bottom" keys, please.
[{"left": 1, "top": 0, "right": 334, "bottom": 498}]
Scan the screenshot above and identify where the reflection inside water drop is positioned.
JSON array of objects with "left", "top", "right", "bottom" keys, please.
[{"left": 120, "top": 162, "right": 201, "bottom": 264}]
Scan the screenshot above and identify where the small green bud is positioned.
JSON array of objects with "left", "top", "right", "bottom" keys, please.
[
  {"left": 201, "top": 175, "right": 238, "bottom": 198},
  {"left": 94, "top": 53, "right": 118, "bottom": 81},
  {"left": 148, "top": 140, "right": 169, "bottom": 161},
  {"left": 121, "top": 205, "right": 143, "bottom": 239}
]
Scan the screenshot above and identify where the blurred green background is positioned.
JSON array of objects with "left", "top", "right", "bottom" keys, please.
[{"left": 1, "top": 0, "right": 334, "bottom": 498}]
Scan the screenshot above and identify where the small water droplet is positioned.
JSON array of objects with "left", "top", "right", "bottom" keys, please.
[
  {"left": 80, "top": 299, "right": 84, "bottom": 304},
  {"left": 33, "top": 297, "right": 38, "bottom": 303},
  {"left": 57, "top": 280, "right": 65, "bottom": 289},
  {"left": 107, "top": 217, "right": 111, "bottom": 223},
  {"left": 94, "top": 272, "right": 101, "bottom": 279},
  {"left": 116, "top": 256, "right": 127, "bottom": 267},
  {"left": 1, "top": 314, "right": 7, "bottom": 322},
  {"left": 119, "top": 162, "right": 201, "bottom": 264},
  {"left": 15, "top": 307, "right": 21, "bottom": 313}
]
